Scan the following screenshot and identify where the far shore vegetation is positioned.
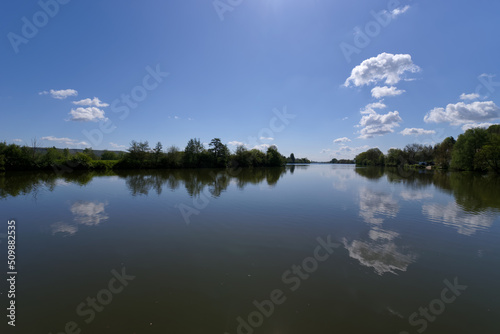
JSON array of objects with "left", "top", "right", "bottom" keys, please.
[
  {"left": 1, "top": 124, "right": 499, "bottom": 174},
  {"left": 354, "top": 124, "right": 500, "bottom": 174},
  {"left": 0, "top": 138, "right": 310, "bottom": 172}
]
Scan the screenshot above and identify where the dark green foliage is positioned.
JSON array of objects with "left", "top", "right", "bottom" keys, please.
[
  {"left": 355, "top": 148, "right": 384, "bottom": 166},
  {"left": 266, "top": 146, "right": 286, "bottom": 167},
  {"left": 451, "top": 128, "right": 489, "bottom": 171},
  {"left": 350, "top": 124, "right": 499, "bottom": 174},
  {"left": 208, "top": 138, "right": 230, "bottom": 167},
  {"left": 433, "top": 137, "right": 455, "bottom": 168},
  {"left": 385, "top": 148, "right": 404, "bottom": 166},
  {"left": 101, "top": 150, "right": 118, "bottom": 160}
]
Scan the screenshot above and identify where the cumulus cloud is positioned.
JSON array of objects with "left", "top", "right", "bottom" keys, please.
[
  {"left": 69, "top": 107, "right": 107, "bottom": 122},
  {"left": 460, "top": 93, "right": 480, "bottom": 101},
  {"left": 424, "top": 101, "right": 500, "bottom": 125},
  {"left": 41, "top": 136, "right": 88, "bottom": 147},
  {"left": 461, "top": 122, "right": 497, "bottom": 131},
  {"left": 259, "top": 137, "right": 274, "bottom": 141},
  {"left": 390, "top": 5, "right": 410, "bottom": 18},
  {"left": 39, "top": 89, "right": 78, "bottom": 99},
  {"left": 400, "top": 128, "right": 436, "bottom": 136},
  {"left": 253, "top": 144, "right": 272, "bottom": 151},
  {"left": 344, "top": 53, "right": 420, "bottom": 87},
  {"left": 357, "top": 101, "right": 402, "bottom": 139},
  {"left": 371, "top": 86, "right": 405, "bottom": 98},
  {"left": 324, "top": 144, "right": 370, "bottom": 159},
  {"left": 228, "top": 141, "right": 245, "bottom": 146},
  {"left": 110, "top": 142, "right": 127, "bottom": 149},
  {"left": 333, "top": 137, "right": 351, "bottom": 143},
  {"left": 72, "top": 97, "right": 109, "bottom": 107}
]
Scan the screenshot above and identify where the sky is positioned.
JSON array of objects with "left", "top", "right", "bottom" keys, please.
[{"left": 1, "top": 0, "right": 500, "bottom": 161}]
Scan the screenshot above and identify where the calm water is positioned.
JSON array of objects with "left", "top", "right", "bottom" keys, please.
[{"left": 1, "top": 165, "right": 499, "bottom": 334}]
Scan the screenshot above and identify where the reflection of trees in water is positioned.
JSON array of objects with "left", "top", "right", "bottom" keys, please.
[
  {"left": 355, "top": 167, "right": 500, "bottom": 212},
  {"left": 0, "top": 170, "right": 110, "bottom": 199},
  {"left": 0, "top": 168, "right": 287, "bottom": 199},
  {"left": 115, "top": 167, "right": 287, "bottom": 197},
  {"left": 447, "top": 173, "right": 500, "bottom": 212},
  {"left": 354, "top": 166, "right": 385, "bottom": 180}
]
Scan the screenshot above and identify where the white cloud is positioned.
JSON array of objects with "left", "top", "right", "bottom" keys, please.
[
  {"left": 228, "top": 141, "right": 245, "bottom": 146},
  {"left": 324, "top": 144, "right": 370, "bottom": 159},
  {"left": 342, "top": 117, "right": 349, "bottom": 121},
  {"left": 424, "top": 101, "right": 500, "bottom": 125},
  {"left": 333, "top": 137, "right": 351, "bottom": 143},
  {"left": 400, "top": 128, "right": 436, "bottom": 136},
  {"left": 110, "top": 142, "right": 127, "bottom": 149},
  {"left": 40, "top": 89, "right": 78, "bottom": 99},
  {"left": 371, "top": 86, "right": 405, "bottom": 98},
  {"left": 259, "top": 137, "right": 274, "bottom": 141},
  {"left": 253, "top": 144, "right": 271, "bottom": 151},
  {"left": 69, "top": 107, "right": 107, "bottom": 122},
  {"left": 357, "top": 101, "right": 402, "bottom": 139},
  {"left": 12, "top": 139, "right": 23, "bottom": 143},
  {"left": 41, "top": 136, "right": 88, "bottom": 147},
  {"left": 389, "top": 5, "right": 410, "bottom": 18},
  {"left": 461, "top": 122, "right": 497, "bottom": 131},
  {"left": 460, "top": 93, "right": 480, "bottom": 101},
  {"left": 72, "top": 97, "right": 109, "bottom": 107},
  {"left": 344, "top": 53, "right": 420, "bottom": 87}
]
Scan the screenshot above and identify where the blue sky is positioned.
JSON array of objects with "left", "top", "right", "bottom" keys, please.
[{"left": 1, "top": 0, "right": 499, "bottom": 161}]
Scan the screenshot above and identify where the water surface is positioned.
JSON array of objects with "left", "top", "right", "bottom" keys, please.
[{"left": 1, "top": 165, "right": 499, "bottom": 333}]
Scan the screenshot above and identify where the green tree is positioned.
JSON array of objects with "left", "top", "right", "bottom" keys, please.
[
  {"left": 451, "top": 128, "right": 489, "bottom": 171},
  {"left": 355, "top": 148, "right": 384, "bottom": 166},
  {"left": 153, "top": 141, "right": 163, "bottom": 163},
  {"left": 183, "top": 138, "right": 204, "bottom": 167},
  {"left": 475, "top": 134, "right": 500, "bottom": 173},
  {"left": 83, "top": 147, "right": 97, "bottom": 160},
  {"left": 434, "top": 137, "right": 455, "bottom": 168},
  {"left": 101, "top": 150, "right": 118, "bottom": 160},
  {"left": 41, "top": 146, "right": 64, "bottom": 166},
  {"left": 209, "top": 138, "right": 230, "bottom": 167},
  {"left": 63, "top": 148, "right": 70, "bottom": 159},
  {"left": 385, "top": 148, "right": 404, "bottom": 166},
  {"left": 266, "top": 146, "right": 286, "bottom": 167},
  {"left": 289, "top": 153, "right": 296, "bottom": 163}
]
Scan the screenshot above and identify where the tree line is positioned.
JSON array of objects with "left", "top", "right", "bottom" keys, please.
[
  {"left": 354, "top": 124, "right": 500, "bottom": 173},
  {"left": 0, "top": 138, "right": 292, "bottom": 172}
]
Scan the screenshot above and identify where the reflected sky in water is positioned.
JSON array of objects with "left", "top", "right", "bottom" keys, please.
[{"left": 0, "top": 165, "right": 499, "bottom": 333}]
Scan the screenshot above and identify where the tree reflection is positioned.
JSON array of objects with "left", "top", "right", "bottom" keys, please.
[
  {"left": 0, "top": 168, "right": 287, "bottom": 199},
  {"left": 114, "top": 167, "right": 287, "bottom": 197},
  {"left": 354, "top": 167, "right": 500, "bottom": 211}
]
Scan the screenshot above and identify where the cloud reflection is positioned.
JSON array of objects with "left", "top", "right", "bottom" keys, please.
[
  {"left": 422, "top": 202, "right": 495, "bottom": 236},
  {"left": 344, "top": 188, "right": 416, "bottom": 275},
  {"left": 51, "top": 201, "right": 109, "bottom": 236}
]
